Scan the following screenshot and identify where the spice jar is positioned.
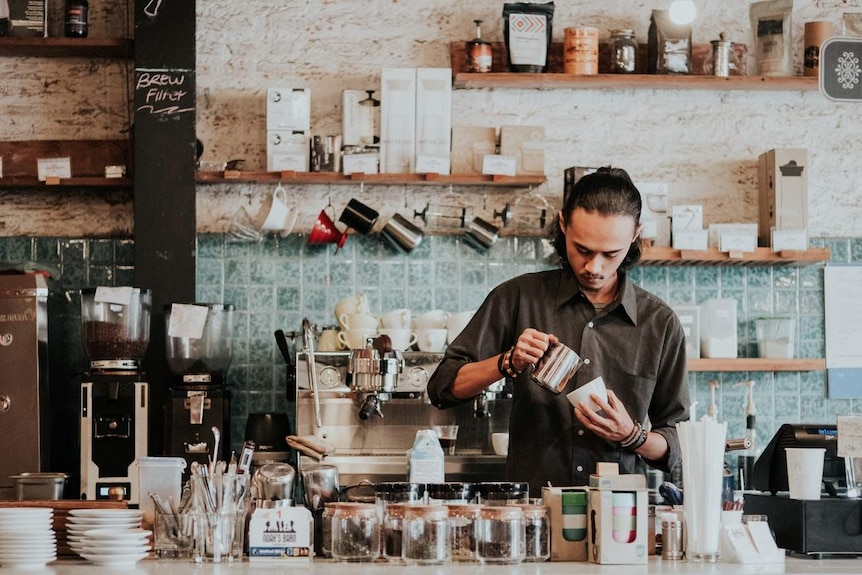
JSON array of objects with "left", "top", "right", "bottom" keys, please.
[
  {"left": 518, "top": 504, "right": 549, "bottom": 562},
  {"left": 382, "top": 503, "right": 408, "bottom": 561},
  {"left": 447, "top": 504, "right": 481, "bottom": 562},
  {"left": 331, "top": 503, "right": 379, "bottom": 562},
  {"left": 402, "top": 505, "right": 451, "bottom": 565},
  {"left": 609, "top": 29, "right": 638, "bottom": 74},
  {"left": 475, "top": 482, "right": 529, "bottom": 506},
  {"left": 476, "top": 505, "right": 525, "bottom": 564}
]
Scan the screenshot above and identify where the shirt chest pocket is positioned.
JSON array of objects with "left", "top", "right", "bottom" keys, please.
[{"left": 606, "top": 367, "right": 656, "bottom": 421}]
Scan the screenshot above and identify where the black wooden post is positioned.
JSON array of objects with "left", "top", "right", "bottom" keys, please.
[{"left": 133, "top": 0, "right": 196, "bottom": 455}]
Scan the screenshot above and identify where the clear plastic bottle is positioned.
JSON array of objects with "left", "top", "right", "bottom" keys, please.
[
  {"left": 401, "top": 505, "right": 451, "bottom": 565},
  {"left": 609, "top": 29, "right": 637, "bottom": 74},
  {"left": 331, "top": 503, "right": 379, "bottom": 562},
  {"left": 447, "top": 503, "right": 481, "bottom": 562},
  {"left": 476, "top": 505, "right": 525, "bottom": 564}
]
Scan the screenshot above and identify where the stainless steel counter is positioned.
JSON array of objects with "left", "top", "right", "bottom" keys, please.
[{"left": 302, "top": 453, "right": 507, "bottom": 485}]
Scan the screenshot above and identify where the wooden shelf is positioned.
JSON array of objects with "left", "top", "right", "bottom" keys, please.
[
  {"left": 640, "top": 246, "right": 830, "bottom": 266},
  {"left": 0, "top": 177, "right": 132, "bottom": 188},
  {"left": 688, "top": 358, "right": 825, "bottom": 372},
  {"left": 196, "top": 170, "right": 546, "bottom": 187},
  {"left": 449, "top": 42, "right": 818, "bottom": 92},
  {"left": 0, "top": 37, "right": 133, "bottom": 58},
  {"left": 453, "top": 72, "right": 818, "bottom": 92}
]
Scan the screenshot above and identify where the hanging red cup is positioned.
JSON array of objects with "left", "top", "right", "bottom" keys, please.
[{"left": 308, "top": 208, "right": 348, "bottom": 253}]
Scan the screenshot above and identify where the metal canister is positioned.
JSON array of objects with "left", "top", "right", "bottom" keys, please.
[
  {"left": 661, "top": 518, "right": 684, "bottom": 560},
  {"left": 711, "top": 32, "right": 732, "bottom": 77}
]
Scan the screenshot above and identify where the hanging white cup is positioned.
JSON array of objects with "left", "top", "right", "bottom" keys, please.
[{"left": 256, "top": 183, "right": 297, "bottom": 236}]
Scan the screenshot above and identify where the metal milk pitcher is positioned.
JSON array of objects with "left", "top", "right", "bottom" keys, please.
[{"left": 531, "top": 341, "right": 583, "bottom": 394}]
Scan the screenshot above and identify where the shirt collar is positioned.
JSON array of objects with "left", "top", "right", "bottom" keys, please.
[{"left": 555, "top": 269, "right": 639, "bottom": 326}]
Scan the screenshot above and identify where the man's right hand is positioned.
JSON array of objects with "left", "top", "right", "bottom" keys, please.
[{"left": 511, "top": 328, "right": 558, "bottom": 373}]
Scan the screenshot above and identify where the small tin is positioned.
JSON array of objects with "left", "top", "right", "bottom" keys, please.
[
  {"left": 661, "top": 519, "right": 684, "bottom": 560},
  {"left": 711, "top": 32, "right": 732, "bottom": 77}
]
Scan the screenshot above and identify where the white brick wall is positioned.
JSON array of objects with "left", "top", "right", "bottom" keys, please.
[{"left": 2, "top": 1, "right": 860, "bottom": 238}]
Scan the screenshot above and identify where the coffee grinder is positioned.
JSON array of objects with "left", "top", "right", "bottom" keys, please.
[
  {"left": 79, "top": 287, "right": 151, "bottom": 503},
  {"left": 163, "top": 303, "right": 233, "bottom": 474}
]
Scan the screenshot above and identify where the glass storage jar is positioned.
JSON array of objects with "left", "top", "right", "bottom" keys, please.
[
  {"left": 426, "top": 482, "right": 475, "bottom": 505},
  {"left": 375, "top": 482, "right": 425, "bottom": 522},
  {"left": 447, "top": 503, "right": 481, "bottom": 562},
  {"left": 320, "top": 502, "right": 339, "bottom": 558},
  {"left": 518, "top": 504, "right": 550, "bottom": 562},
  {"left": 609, "top": 29, "right": 638, "bottom": 74},
  {"left": 475, "top": 482, "right": 529, "bottom": 506},
  {"left": 382, "top": 502, "right": 408, "bottom": 561},
  {"left": 476, "top": 505, "right": 526, "bottom": 564},
  {"left": 401, "top": 505, "right": 451, "bottom": 565},
  {"left": 331, "top": 502, "right": 379, "bottom": 562}
]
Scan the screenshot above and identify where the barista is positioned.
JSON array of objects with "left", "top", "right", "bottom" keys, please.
[{"left": 427, "top": 167, "right": 690, "bottom": 495}]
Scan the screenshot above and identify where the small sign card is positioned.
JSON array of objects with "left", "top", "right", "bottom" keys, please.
[
  {"left": 167, "top": 303, "right": 208, "bottom": 340},
  {"left": 248, "top": 506, "right": 312, "bottom": 563},
  {"left": 93, "top": 286, "right": 134, "bottom": 306},
  {"left": 37, "top": 157, "right": 72, "bottom": 181},
  {"left": 482, "top": 154, "right": 517, "bottom": 177}
]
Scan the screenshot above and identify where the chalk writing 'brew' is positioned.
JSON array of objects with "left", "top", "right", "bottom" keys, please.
[{"left": 136, "top": 73, "right": 186, "bottom": 89}]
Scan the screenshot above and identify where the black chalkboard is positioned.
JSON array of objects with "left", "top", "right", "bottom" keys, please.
[{"left": 135, "top": 0, "right": 195, "bottom": 69}]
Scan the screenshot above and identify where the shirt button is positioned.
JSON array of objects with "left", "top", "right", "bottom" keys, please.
[
  {"left": 588, "top": 321, "right": 594, "bottom": 328},
  {"left": 576, "top": 465, "right": 584, "bottom": 472},
  {"left": 577, "top": 430, "right": 584, "bottom": 436},
  {"left": 583, "top": 358, "right": 591, "bottom": 365}
]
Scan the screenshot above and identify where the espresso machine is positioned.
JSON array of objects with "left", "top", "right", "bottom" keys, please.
[
  {"left": 79, "top": 287, "right": 150, "bottom": 503},
  {"left": 163, "top": 303, "right": 234, "bottom": 473}
]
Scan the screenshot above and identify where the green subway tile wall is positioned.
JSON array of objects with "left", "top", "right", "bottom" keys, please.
[{"left": 5, "top": 234, "right": 862, "bottom": 460}]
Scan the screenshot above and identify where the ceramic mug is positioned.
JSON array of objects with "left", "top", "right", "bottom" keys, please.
[
  {"left": 339, "top": 313, "right": 378, "bottom": 331},
  {"left": 415, "top": 328, "right": 447, "bottom": 352},
  {"left": 256, "top": 183, "right": 298, "bottom": 236},
  {"left": 317, "top": 329, "right": 343, "bottom": 352},
  {"left": 377, "top": 328, "right": 417, "bottom": 351},
  {"left": 337, "top": 329, "right": 377, "bottom": 350},
  {"left": 412, "top": 310, "right": 449, "bottom": 330},
  {"left": 334, "top": 294, "right": 370, "bottom": 327},
  {"left": 379, "top": 308, "right": 411, "bottom": 329}
]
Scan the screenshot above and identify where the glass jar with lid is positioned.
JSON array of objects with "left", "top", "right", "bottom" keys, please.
[
  {"left": 401, "top": 505, "right": 451, "bottom": 565},
  {"left": 426, "top": 482, "right": 475, "bottom": 505},
  {"left": 476, "top": 505, "right": 526, "bottom": 564},
  {"left": 475, "top": 482, "right": 530, "bottom": 506},
  {"left": 517, "top": 504, "right": 550, "bottom": 562},
  {"left": 331, "top": 503, "right": 379, "bottom": 562},
  {"left": 447, "top": 503, "right": 481, "bottom": 562},
  {"left": 320, "top": 502, "right": 343, "bottom": 558},
  {"left": 382, "top": 502, "right": 408, "bottom": 561},
  {"left": 609, "top": 29, "right": 638, "bottom": 74}
]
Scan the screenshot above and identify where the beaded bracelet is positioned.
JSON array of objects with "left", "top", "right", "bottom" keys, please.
[
  {"left": 497, "top": 351, "right": 508, "bottom": 377},
  {"left": 620, "top": 420, "right": 648, "bottom": 451},
  {"left": 503, "top": 348, "right": 519, "bottom": 378}
]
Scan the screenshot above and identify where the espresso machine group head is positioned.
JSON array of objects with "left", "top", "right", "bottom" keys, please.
[{"left": 346, "top": 336, "right": 404, "bottom": 420}]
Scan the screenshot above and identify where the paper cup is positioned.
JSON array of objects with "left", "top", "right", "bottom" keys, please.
[{"left": 786, "top": 447, "right": 825, "bottom": 500}]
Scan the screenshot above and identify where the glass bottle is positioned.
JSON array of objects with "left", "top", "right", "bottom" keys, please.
[
  {"left": 447, "top": 503, "right": 481, "bottom": 562},
  {"left": 466, "top": 19, "right": 492, "bottom": 73},
  {"left": 331, "top": 503, "right": 379, "bottom": 562},
  {"left": 382, "top": 502, "right": 407, "bottom": 561},
  {"left": 609, "top": 29, "right": 637, "bottom": 74},
  {"left": 476, "top": 505, "right": 525, "bottom": 564},
  {"left": 64, "top": 0, "right": 89, "bottom": 38},
  {"left": 401, "top": 505, "right": 451, "bottom": 565},
  {"left": 518, "top": 504, "right": 550, "bottom": 562},
  {"left": 358, "top": 90, "right": 380, "bottom": 146}
]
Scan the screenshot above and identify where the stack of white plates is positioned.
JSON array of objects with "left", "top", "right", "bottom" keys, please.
[
  {"left": 0, "top": 507, "right": 57, "bottom": 569},
  {"left": 67, "top": 509, "right": 150, "bottom": 567}
]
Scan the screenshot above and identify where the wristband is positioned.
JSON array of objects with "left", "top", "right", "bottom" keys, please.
[
  {"left": 620, "top": 420, "right": 647, "bottom": 451},
  {"left": 497, "top": 351, "right": 507, "bottom": 377}
]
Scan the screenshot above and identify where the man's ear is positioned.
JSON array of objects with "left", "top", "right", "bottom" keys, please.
[
  {"left": 633, "top": 223, "right": 644, "bottom": 243},
  {"left": 558, "top": 210, "right": 566, "bottom": 231}
]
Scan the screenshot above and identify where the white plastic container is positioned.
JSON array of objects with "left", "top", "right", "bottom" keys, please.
[
  {"left": 135, "top": 456, "right": 187, "bottom": 528},
  {"left": 755, "top": 317, "right": 795, "bottom": 358},
  {"left": 699, "top": 298, "right": 738, "bottom": 358}
]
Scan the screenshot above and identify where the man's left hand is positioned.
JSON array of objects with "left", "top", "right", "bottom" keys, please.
[{"left": 574, "top": 389, "right": 636, "bottom": 443}]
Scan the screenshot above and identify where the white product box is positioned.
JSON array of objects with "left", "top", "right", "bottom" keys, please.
[
  {"left": 672, "top": 229, "right": 708, "bottom": 250},
  {"left": 266, "top": 131, "right": 309, "bottom": 172},
  {"left": 380, "top": 68, "right": 416, "bottom": 174},
  {"left": 587, "top": 488, "right": 649, "bottom": 564},
  {"left": 671, "top": 204, "right": 703, "bottom": 232},
  {"left": 672, "top": 304, "right": 701, "bottom": 359},
  {"left": 700, "top": 298, "right": 738, "bottom": 358},
  {"left": 414, "top": 68, "right": 452, "bottom": 174},
  {"left": 771, "top": 228, "right": 808, "bottom": 252},
  {"left": 542, "top": 486, "right": 589, "bottom": 562},
  {"left": 708, "top": 223, "right": 758, "bottom": 253},
  {"left": 758, "top": 148, "right": 808, "bottom": 246},
  {"left": 341, "top": 90, "right": 366, "bottom": 147},
  {"left": 499, "top": 125, "right": 545, "bottom": 176},
  {"left": 266, "top": 88, "right": 311, "bottom": 133}
]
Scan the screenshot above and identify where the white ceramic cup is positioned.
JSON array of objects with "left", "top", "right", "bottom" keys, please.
[
  {"left": 415, "top": 328, "right": 447, "bottom": 352},
  {"left": 377, "top": 328, "right": 417, "bottom": 351},
  {"left": 339, "top": 313, "right": 378, "bottom": 331},
  {"left": 337, "top": 329, "right": 376, "bottom": 350},
  {"left": 786, "top": 447, "right": 826, "bottom": 500},
  {"left": 317, "top": 329, "right": 343, "bottom": 352},
  {"left": 256, "top": 184, "right": 298, "bottom": 236},
  {"left": 445, "top": 310, "right": 474, "bottom": 343},
  {"left": 379, "top": 308, "right": 411, "bottom": 329},
  {"left": 334, "top": 294, "right": 370, "bottom": 327},
  {"left": 413, "top": 310, "right": 449, "bottom": 329},
  {"left": 566, "top": 376, "right": 608, "bottom": 412},
  {"left": 491, "top": 432, "right": 509, "bottom": 456}
]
